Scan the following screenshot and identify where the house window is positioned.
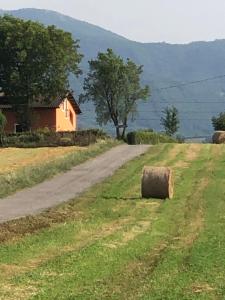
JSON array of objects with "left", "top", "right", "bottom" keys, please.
[
  {"left": 70, "top": 111, "right": 73, "bottom": 125},
  {"left": 14, "top": 123, "right": 22, "bottom": 133},
  {"left": 65, "top": 99, "right": 69, "bottom": 118}
]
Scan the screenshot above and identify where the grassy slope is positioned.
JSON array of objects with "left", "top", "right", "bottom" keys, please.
[
  {"left": 0, "top": 140, "right": 117, "bottom": 198},
  {"left": 0, "top": 143, "right": 224, "bottom": 299}
]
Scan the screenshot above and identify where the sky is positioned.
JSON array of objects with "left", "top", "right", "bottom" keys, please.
[{"left": 1, "top": 0, "right": 225, "bottom": 43}]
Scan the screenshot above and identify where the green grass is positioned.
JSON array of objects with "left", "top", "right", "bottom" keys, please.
[
  {"left": 0, "top": 143, "right": 224, "bottom": 300},
  {"left": 0, "top": 139, "right": 118, "bottom": 199}
]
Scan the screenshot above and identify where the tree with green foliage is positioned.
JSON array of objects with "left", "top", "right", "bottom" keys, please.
[
  {"left": 80, "top": 49, "right": 149, "bottom": 139},
  {"left": 0, "top": 110, "right": 7, "bottom": 145},
  {"left": 212, "top": 112, "right": 225, "bottom": 131},
  {"left": 0, "top": 15, "right": 82, "bottom": 130},
  {"left": 161, "top": 106, "right": 179, "bottom": 136}
]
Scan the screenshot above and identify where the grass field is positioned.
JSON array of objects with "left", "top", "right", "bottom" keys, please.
[
  {"left": 0, "top": 147, "right": 85, "bottom": 174},
  {"left": 0, "top": 143, "right": 225, "bottom": 299},
  {"left": 0, "top": 140, "right": 117, "bottom": 198}
]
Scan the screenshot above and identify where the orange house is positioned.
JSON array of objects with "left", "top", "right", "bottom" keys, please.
[{"left": 0, "top": 92, "right": 82, "bottom": 133}]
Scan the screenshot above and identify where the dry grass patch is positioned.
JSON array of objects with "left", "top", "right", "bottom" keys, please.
[
  {"left": 174, "top": 144, "right": 202, "bottom": 168},
  {"left": 121, "top": 220, "right": 151, "bottom": 243},
  {"left": 171, "top": 177, "right": 209, "bottom": 249},
  {"left": 103, "top": 220, "right": 152, "bottom": 249},
  {"left": 0, "top": 146, "right": 85, "bottom": 174},
  {"left": 185, "top": 144, "right": 202, "bottom": 161},
  {"left": 191, "top": 283, "right": 215, "bottom": 294},
  {"left": 0, "top": 283, "right": 38, "bottom": 300},
  {"left": 159, "top": 144, "right": 185, "bottom": 166}
]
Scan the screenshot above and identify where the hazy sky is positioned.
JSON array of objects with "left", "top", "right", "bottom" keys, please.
[{"left": 1, "top": 0, "right": 225, "bottom": 43}]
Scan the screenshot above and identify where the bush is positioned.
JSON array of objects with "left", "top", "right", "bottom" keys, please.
[
  {"left": 175, "top": 134, "right": 185, "bottom": 143},
  {"left": 36, "top": 127, "right": 51, "bottom": 134},
  {"left": 59, "top": 137, "right": 73, "bottom": 146},
  {"left": 212, "top": 112, "right": 225, "bottom": 131},
  {"left": 138, "top": 128, "right": 154, "bottom": 133},
  {"left": 127, "top": 130, "right": 178, "bottom": 145}
]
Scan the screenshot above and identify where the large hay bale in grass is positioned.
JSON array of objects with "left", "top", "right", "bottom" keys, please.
[
  {"left": 141, "top": 166, "right": 174, "bottom": 199},
  {"left": 212, "top": 131, "right": 225, "bottom": 144}
]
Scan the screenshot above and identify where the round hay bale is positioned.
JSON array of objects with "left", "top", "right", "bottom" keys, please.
[
  {"left": 141, "top": 166, "right": 174, "bottom": 199},
  {"left": 212, "top": 131, "right": 225, "bottom": 144}
]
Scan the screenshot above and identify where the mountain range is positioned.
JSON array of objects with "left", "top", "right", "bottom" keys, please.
[{"left": 1, "top": 8, "right": 225, "bottom": 137}]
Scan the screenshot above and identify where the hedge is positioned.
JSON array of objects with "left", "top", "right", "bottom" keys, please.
[
  {"left": 2, "top": 129, "right": 109, "bottom": 148},
  {"left": 126, "top": 130, "right": 178, "bottom": 145}
]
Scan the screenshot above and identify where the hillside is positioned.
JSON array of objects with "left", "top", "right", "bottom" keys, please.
[{"left": 1, "top": 8, "right": 225, "bottom": 136}]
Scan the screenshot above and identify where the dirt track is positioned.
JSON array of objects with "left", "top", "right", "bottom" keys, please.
[{"left": 0, "top": 144, "right": 150, "bottom": 223}]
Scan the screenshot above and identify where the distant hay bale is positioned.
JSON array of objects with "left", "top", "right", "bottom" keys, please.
[
  {"left": 212, "top": 131, "right": 225, "bottom": 144},
  {"left": 141, "top": 166, "right": 174, "bottom": 199}
]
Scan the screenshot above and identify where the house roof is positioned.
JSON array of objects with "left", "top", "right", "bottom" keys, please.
[{"left": 0, "top": 92, "right": 82, "bottom": 114}]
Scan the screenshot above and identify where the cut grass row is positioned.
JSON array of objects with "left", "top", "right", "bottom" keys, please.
[
  {"left": 0, "top": 139, "right": 118, "bottom": 199},
  {"left": 0, "top": 144, "right": 224, "bottom": 299}
]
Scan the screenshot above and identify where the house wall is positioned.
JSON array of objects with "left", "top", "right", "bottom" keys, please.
[
  {"left": 56, "top": 98, "right": 77, "bottom": 131},
  {"left": 32, "top": 108, "right": 56, "bottom": 131},
  {"left": 1, "top": 98, "right": 78, "bottom": 133},
  {"left": 2, "top": 109, "right": 56, "bottom": 132},
  {"left": 1, "top": 109, "right": 17, "bottom": 133}
]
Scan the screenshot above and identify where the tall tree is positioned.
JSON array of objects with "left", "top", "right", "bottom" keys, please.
[
  {"left": 0, "top": 15, "right": 82, "bottom": 130},
  {"left": 80, "top": 49, "right": 149, "bottom": 139},
  {"left": 161, "top": 106, "right": 179, "bottom": 136}
]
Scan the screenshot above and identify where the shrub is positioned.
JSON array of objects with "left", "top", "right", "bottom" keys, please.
[
  {"left": 175, "top": 134, "right": 185, "bottom": 143},
  {"left": 212, "top": 112, "right": 225, "bottom": 131},
  {"left": 59, "top": 137, "right": 73, "bottom": 146},
  {"left": 36, "top": 127, "right": 49, "bottom": 133},
  {"left": 127, "top": 130, "right": 178, "bottom": 145}
]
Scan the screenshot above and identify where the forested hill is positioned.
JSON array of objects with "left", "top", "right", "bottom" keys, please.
[{"left": 1, "top": 8, "right": 225, "bottom": 137}]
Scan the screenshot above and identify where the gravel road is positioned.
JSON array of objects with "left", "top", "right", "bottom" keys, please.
[{"left": 0, "top": 144, "right": 150, "bottom": 223}]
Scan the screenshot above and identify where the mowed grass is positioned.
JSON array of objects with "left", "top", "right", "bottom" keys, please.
[
  {"left": 0, "top": 143, "right": 224, "bottom": 299},
  {"left": 0, "top": 140, "right": 117, "bottom": 198}
]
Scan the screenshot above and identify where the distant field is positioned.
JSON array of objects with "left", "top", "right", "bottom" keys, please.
[
  {"left": 0, "top": 143, "right": 224, "bottom": 299},
  {"left": 0, "top": 146, "right": 85, "bottom": 174}
]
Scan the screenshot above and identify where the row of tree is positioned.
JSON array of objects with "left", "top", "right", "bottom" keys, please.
[
  {"left": 1, "top": 16, "right": 224, "bottom": 140},
  {"left": 0, "top": 16, "right": 150, "bottom": 139}
]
